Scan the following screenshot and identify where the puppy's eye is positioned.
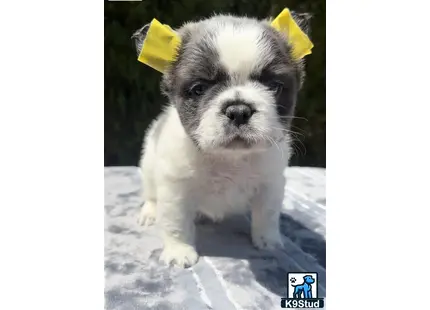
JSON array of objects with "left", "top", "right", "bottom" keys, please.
[
  {"left": 189, "top": 82, "right": 209, "bottom": 97},
  {"left": 267, "top": 80, "right": 284, "bottom": 95}
]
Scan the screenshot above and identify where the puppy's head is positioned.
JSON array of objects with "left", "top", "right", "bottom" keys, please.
[{"left": 133, "top": 13, "right": 310, "bottom": 153}]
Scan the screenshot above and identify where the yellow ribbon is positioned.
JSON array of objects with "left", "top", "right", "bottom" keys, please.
[
  {"left": 137, "top": 18, "right": 181, "bottom": 73},
  {"left": 270, "top": 8, "right": 314, "bottom": 60}
]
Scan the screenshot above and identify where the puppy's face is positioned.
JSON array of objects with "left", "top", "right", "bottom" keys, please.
[{"left": 134, "top": 15, "right": 309, "bottom": 153}]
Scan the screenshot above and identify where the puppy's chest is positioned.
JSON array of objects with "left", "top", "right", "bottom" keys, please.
[{"left": 195, "top": 159, "right": 263, "bottom": 218}]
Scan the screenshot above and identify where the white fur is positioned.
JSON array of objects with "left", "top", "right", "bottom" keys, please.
[
  {"left": 184, "top": 17, "right": 275, "bottom": 81},
  {"left": 216, "top": 24, "right": 273, "bottom": 78},
  {"left": 139, "top": 106, "right": 290, "bottom": 268}
]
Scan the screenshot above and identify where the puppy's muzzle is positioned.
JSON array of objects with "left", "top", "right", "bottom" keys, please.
[{"left": 223, "top": 101, "right": 255, "bottom": 127}]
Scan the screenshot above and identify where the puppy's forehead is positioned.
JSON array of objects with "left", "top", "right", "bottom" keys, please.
[
  {"left": 214, "top": 22, "right": 271, "bottom": 76},
  {"left": 177, "top": 16, "right": 290, "bottom": 79}
]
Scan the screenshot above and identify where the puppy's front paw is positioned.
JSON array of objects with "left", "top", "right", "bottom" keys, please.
[
  {"left": 252, "top": 230, "right": 284, "bottom": 251},
  {"left": 138, "top": 201, "right": 157, "bottom": 226},
  {"left": 160, "top": 242, "right": 199, "bottom": 268}
]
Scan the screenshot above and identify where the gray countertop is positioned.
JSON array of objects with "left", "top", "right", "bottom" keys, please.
[{"left": 105, "top": 166, "right": 326, "bottom": 310}]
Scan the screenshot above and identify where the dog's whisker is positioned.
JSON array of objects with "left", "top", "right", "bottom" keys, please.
[
  {"left": 293, "top": 137, "right": 307, "bottom": 156},
  {"left": 256, "top": 131, "right": 285, "bottom": 161},
  {"left": 269, "top": 126, "right": 306, "bottom": 138},
  {"left": 271, "top": 128, "right": 307, "bottom": 156},
  {"left": 265, "top": 111, "right": 309, "bottom": 122}
]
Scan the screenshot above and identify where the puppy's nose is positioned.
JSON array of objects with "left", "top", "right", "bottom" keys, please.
[{"left": 224, "top": 103, "right": 253, "bottom": 126}]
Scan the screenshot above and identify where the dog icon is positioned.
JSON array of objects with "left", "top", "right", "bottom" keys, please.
[{"left": 292, "top": 275, "right": 315, "bottom": 298}]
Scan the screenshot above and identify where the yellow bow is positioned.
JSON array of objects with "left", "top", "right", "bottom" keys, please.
[
  {"left": 137, "top": 8, "right": 313, "bottom": 73},
  {"left": 270, "top": 8, "right": 314, "bottom": 60}
]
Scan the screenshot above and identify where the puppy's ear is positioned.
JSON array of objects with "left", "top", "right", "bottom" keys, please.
[
  {"left": 289, "top": 11, "right": 313, "bottom": 89},
  {"left": 131, "top": 24, "right": 150, "bottom": 57},
  {"left": 290, "top": 11, "right": 312, "bottom": 38}
]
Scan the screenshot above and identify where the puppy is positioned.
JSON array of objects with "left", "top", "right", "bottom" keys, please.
[{"left": 133, "top": 13, "right": 310, "bottom": 268}]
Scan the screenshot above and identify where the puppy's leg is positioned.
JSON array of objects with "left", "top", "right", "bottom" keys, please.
[
  {"left": 250, "top": 178, "right": 285, "bottom": 250},
  {"left": 138, "top": 162, "right": 158, "bottom": 226},
  {"left": 158, "top": 182, "right": 198, "bottom": 268},
  {"left": 138, "top": 137, "right": 158, "bottom": 226}
]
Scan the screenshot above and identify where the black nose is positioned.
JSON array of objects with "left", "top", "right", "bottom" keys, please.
[{"left": 224, "top": 104, "right": 253, "bottom": 126}]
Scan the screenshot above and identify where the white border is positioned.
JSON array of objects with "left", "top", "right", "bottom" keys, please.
[
  {"left": 1, "top": 1, "right": 430, "bottom": 310},
  {"left": 0, "top": 1, "right": 103, "bottom": 309},
  {"left": 327, "top": 0, "right": 430, "bottom": 309}
]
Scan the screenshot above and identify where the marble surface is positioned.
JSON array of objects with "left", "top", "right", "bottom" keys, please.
[{"left": 104, "top": 166, "right": 326, "bottom": 310}]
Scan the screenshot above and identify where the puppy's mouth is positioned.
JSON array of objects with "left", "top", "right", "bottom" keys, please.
[
  {"left": 220, "top": 131, "right": 265, "bottom": 149},
  {"left": 223, "top": 136, "right": 253, "bottom": 149}
]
